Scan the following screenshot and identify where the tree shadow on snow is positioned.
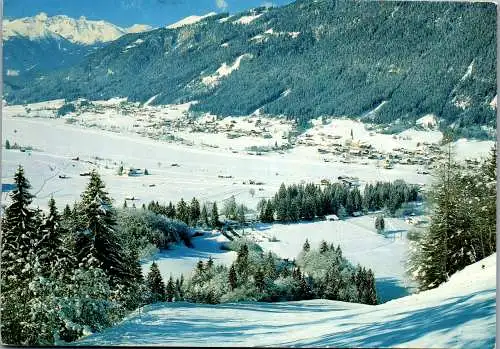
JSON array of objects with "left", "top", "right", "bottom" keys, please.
[
  {"left": 376, "top": 277, "right": 413, "bottom": 303},
  {"left": 282, "top": 288, "right": 496, "bottom": 348}
]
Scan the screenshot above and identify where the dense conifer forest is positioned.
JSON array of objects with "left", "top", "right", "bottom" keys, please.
[{"left": 5, "top": 0, "right": 496, "bottom": 138}]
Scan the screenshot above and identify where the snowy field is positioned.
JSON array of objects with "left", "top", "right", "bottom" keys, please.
[
  {"left": 2, "top": 115, "right": 439, "bottom": 211},
  {"left": 251, "top": 216, "right": 418, "bottom": 302},
  {"left": 77, "top": 253, "right": 497, "bottom": 348}
]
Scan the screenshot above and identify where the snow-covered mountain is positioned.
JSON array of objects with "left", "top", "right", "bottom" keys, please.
[
  {"left": 3, "top": 13, "right": 153, "bottom": 77},
  {"left": 3, "top": 12, "right": 152, "bottom": 45}
]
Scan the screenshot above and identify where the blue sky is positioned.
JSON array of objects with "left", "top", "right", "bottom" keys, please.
[{"left": 4, "top": 0, "right": 294, "bottom": 27}]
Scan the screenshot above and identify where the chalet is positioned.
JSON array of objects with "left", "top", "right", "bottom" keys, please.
[{"left": 128, "top": 168, "right": 143, "bottom": 176}]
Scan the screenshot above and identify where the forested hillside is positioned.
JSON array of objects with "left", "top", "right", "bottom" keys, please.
[
  {"left": 5, "top": 0, "right": 496, "bottom": 137},
  {"left": 3, "top": 36, "right": 99, "bottom": 77}
]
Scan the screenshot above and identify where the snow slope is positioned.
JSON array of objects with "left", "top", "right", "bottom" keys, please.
[
  {"left": 167, "top": 13, "right": 217, "bottom": 29},
  {"left": 233, "top": 14, "right": 263, "bottom": 25},
  {"left": 77, "top": 253, "right": 496, "bottom": 348},
  {"left": 141, "top": 230, "right": 236, "bottom": 281},
  {"left": 253, "top": 216, "right": 417, "bottom": 302},
  {"left": 3, "top": 12, "right": 152, "bottom": 44},
  {"left": 201, "top": 54, "right": 253, "bottom": 87}
]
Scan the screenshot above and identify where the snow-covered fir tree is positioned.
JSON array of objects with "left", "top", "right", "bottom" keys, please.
[
  {"left": 166, "top": 276, "right": 175, "bottom": 302},
  {"left": 146, "top": 261, "right": 165, "bottom": 303},
  {"left": 210, "top": 202, "right": 219, "bottom": 227},
  {"left": 409, "top": 146, "right": 497, "bottom": 291},
  {"left": 200, "top": 204, "right": 209, "bottom": 227},
  {"left": 75, "top": 170, "right": 131, "bottom": 287},
  {"left": 228, "top": 263, "right": 237, "bottom": 291},
  {"left": 189, "top": 197, "right": 201, "bottom": 226},
  {"left": 1, "top": 166, "right": 40, "bottom": 345}
]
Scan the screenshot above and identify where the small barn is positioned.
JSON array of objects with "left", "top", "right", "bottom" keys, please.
[{"left": 128, "top": 168, "right": 143, "bottom": 177}]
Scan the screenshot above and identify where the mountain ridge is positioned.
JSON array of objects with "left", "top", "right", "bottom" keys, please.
[
  {"left": 4, "top": 1, "right": 497, "bottom": 139},
  {"left": 3, "top": 12, "right": 153, "bottom": 45}
]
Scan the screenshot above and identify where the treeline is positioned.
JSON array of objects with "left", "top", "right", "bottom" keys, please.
[
  {"left": 259, "top": 180, "right": 419, "bottom": 223},
  {"left": 1, "top": 168, "right": 192, "bottom": 345},
  {"left": 146, "top": 198, "right": 220, "bottom": 228},
  {"left": 409, "top": 146, "right": 496, "bottom": 290},
  {"left": 145, "top": 194, "right": 249, "bottom": 228},
  {"left": 148, "top": 239, "right": 377, "bottom": 305}
]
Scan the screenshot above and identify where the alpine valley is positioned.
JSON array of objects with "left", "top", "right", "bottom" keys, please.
[{"left": 1, "top": 0, "right": 497, "bottom": 347}]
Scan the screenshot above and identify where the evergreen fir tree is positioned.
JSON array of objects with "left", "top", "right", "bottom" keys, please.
[
  {"left": 366, "top": 269, "right": 378, "bottom": 305},
  {"left": 178, "top": 274, "right": 185, "bottom": 300},
  {"left": 263, "top": 200, "right": 275, "bottom": 223},
  {"left": 228, "top": 263, "right": 237, "bottom": 291},
  {"left": 319, "top": 240, "right": 329, "bottom": 253},
  {"left": 1, "top": 166, "right": 37, "bottom": 284},
  {"left": 76, "top": 170, "right": 130, "bottom": 287},
  {"left": 166, "top": 201, "right": 176, "bottom": 218},
  {"left": 201, "top": 204, "right": 209, "bottom": 227},
  {"left": 176, "top": 198, "right": 189, "bottom": 224},
  {"left": 275, "top": 183, "right": 288, "bottom": 221},
  {"left": 189, "top": 197, "right": 201, "bottom": 226},
  {"left": 36, "top": 197, "right": 73, "bottom": 280},
  {"left": 299, "top": 273, "right": 312, "bottom": 300},
  {"left": 408, "top": 147, "right": 480, "bottom": 291},
  {"left": 337, "top": 205, "right": 347, "bottom": 219},
  {"left": 235, "top": 244, "right": 249, "bottom": 282},
  {"left": 63, "top": 204, "right": 72, "bottom": 218},
  {"left": 175, "top": 278, "right": 182, "bottom": 301},
  {"left": 1, "top": 166, "right": 40, "bottom": 345},
  {"left": 166, "top": 276, "right": 175, "bottom": 302},
  {"left": 303, "top": 239, "right": 310, "bottom": 252},
  {"left": 254, "top": 268, "right": 265, "bottom": 292},
  {"left": 146, "top": 262, "right": 165, "bottom": 303},
  {"left": 264, "top": 252, "right": 277, "bottom": 280},
  {"left": 210, "top": 202, "right": 219, "bottom": 227}
]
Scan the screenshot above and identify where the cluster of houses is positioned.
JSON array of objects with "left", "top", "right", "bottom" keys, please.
[{"left": 303, "top": 134, "right": 448, "bottom": 172}]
